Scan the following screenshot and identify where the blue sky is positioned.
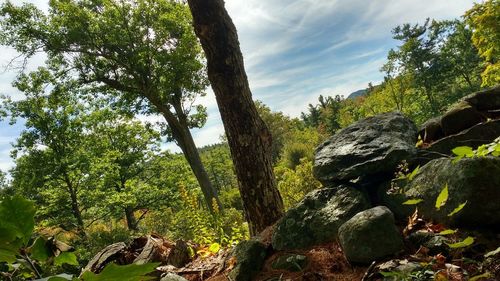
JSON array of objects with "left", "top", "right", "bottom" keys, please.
[{"left": 0, "top": 0, "right": 477, "bottom": 173}]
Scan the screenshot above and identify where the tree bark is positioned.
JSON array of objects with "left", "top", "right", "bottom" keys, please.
[
  {"left": 63, "top": 173, "right": 85, "bottom": 234},
  {"left": 187, "top": 0, "right": 284, "bottom": 235},
  {"left": 124, "top": 207, "right": 138, "bottom": 231},
  {"left": 144, "top": 92, "right": 222, "bottom": 212}
]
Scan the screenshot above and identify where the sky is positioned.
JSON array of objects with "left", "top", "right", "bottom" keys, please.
[{"left": 0, "top": 0, "right": 478, "bottom": 173}]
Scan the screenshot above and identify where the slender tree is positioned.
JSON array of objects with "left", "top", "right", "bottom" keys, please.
[
  {"left": 186, "top": 0, "right": 284, "bottom": 235},
  {"left": 4, "top": 69, "right": 90, "bottom": 234}
]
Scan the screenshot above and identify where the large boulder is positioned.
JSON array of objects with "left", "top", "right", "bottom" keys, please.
[
  {"left": 271, "top": 186, "right": 371, "bottom": 250},
  {"left": 338, "top": 206, "right": 403, "bottom": 264},
  {"left": 313, "top": 112, "right": 417, "bottom": 184},
  {"left": 382, "top": 157, "right": 500, "bottom": 228}
]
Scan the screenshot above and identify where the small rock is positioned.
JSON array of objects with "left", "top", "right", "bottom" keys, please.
[
  {"left": 272, "top": 186, "right": 370, "bottom": 250},
  {"left": 338, "top": 206, "right": 404, "bottom": 264},
  {"left": 271, "top": 254, "right": 308, "bottom": 272},
  {"left": 407, "top": 231, "right": 448, "bottom": 255},
  {"left": 228, "top": 240, "right": 267, "bottom": 281}
]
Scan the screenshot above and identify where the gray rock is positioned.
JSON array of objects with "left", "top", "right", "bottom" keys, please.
[
  {"left": 313, "top": 112, "right": 417, "bottom": 184},
  {"left": 440, "top": 101, "right": 486, "bottom": 136},
  {"left": 407, "top": 230, "right": 449, "bottom": 255},
  {"left": 271, "top": 254, "right": 308, "bottom": 272},
  {"left": 383, "top": 157, "right": 500, "bottom": 227},
  {"left": 462, "top": 85, "right": 500, "bottom": 117},
  {"left": 338, "top": 206, "right": 404, "bottom": 264},
  {"left": 272, "top": 186, "right": 371, "bottom": 250},
  {"left": 424, "top": 119, "right": 500, "bottom": 157},
  {"left": 160, "top": 273, "right": 188, "bottom": 281},
  {"left": 228, "top": 240, "right": 267, "bottom": 281}
]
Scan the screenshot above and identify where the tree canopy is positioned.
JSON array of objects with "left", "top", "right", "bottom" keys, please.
[{"left": 0, "top": 0, "right": 221, "bottom": 211}]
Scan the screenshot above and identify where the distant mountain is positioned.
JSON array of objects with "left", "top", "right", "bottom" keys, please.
[{"left": 346, "top": 89, "right": 367, "bottom": 99}]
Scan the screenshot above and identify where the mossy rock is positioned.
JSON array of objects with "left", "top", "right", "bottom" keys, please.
[
  {"left": 228, "top": 240, "right": 268, "bottom": 281},
  {"left": 272, "top": 186, "right": 371, "bottom": 250}
]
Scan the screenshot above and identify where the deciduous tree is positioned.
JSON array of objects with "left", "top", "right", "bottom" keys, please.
[{"left": 0, "top": 0, "right": 221, "bottom": 211}]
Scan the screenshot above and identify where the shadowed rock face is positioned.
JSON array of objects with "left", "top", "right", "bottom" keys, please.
[
  {"left": 271, "top": 186, "right": 371, "bottom": 250},
  {"left": 313, "top": 112, "right": 417, "bottom": 185},
  {"left": 424, "top": 119, "right": 500, "bottom": 157},
  {"left": 339, "top": 206, "right": 403, "bottom": 264}
]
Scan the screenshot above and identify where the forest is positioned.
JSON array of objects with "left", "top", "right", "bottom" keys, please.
[{"left": 0, "top": 0, "right": 499, "bottom": 280}]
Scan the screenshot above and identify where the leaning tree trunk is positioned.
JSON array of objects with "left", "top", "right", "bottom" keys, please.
[
  {"left": 175, "top": 122, "right": 223, "bottom": 211},
  {"left": 187, "top": 0, "right": 284, "bottom": 235},
  {"left": 155, "top": 104, "right": 222, "bottom": 212}
]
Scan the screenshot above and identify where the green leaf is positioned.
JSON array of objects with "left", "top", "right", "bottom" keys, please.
[
  {"left": 446, "top": 236, "right": 474, "bottom": 249},
  {"left": 438, "top": 229, "right": 457, "bottom": 235},
  {"left": 54, "top": 252, "right": 79, "bottom": 266},
  {"left": 448, "top": 201, "right": 467, "bottom": 217},
  {"left": 407, "top": 165, "right": 420, "bottom": 181},
  {"left": 208, "top": 243, "right": 220, "bottom": 253},
  {"left": 30, "top": 237, "right": 51, "bottom": 262},
  {"left": 0, "top": 247, "right": 17, "bottom": 263},
  {"left": 452, "top": 146, "right": 473, "bottom": 157},
  {"left": 469, "top": 272, "right": 492, "bottom": 281},
  {"left": 0, "top": 196, "right": 36, "bottom": 245},
  {"left": 435, "top": 184, "right": 449, "bottom": 210},
  {"left": 452, "top": 155, "right": 464, "bottom": 164},
  {"left": 80, "top": 262, "right": 159, "bottom": 281},
  {"left": 484, "top": 246, "right": 500, "bottom": 258},
  {"left": 402, "top": 199, "right": 423, "bottom": 205},
  {"left": 476, "top": 145, "right": 488, "bottom": 156}
]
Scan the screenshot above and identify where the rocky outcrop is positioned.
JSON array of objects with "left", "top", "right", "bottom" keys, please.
[
  {"left": 423, "top": 119, "right": 500, "bottom": 157},
  {"left": 419, "top": 85, "right": 500, "bottom": 143},
  {"left": 313, "top": 112, "right": 417, "bottom": 185},
  {"left": 338, "top": 206, "right": 403, "bottom": 264},
  {"left": 272, "top": 186, "right": 370, "bottom": 250},
  {"left": 463, "top": 85, "right": 500, "bottom": 118},
  {"left": 382, "top": 157, "right": 500, "bottom": 228}
]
